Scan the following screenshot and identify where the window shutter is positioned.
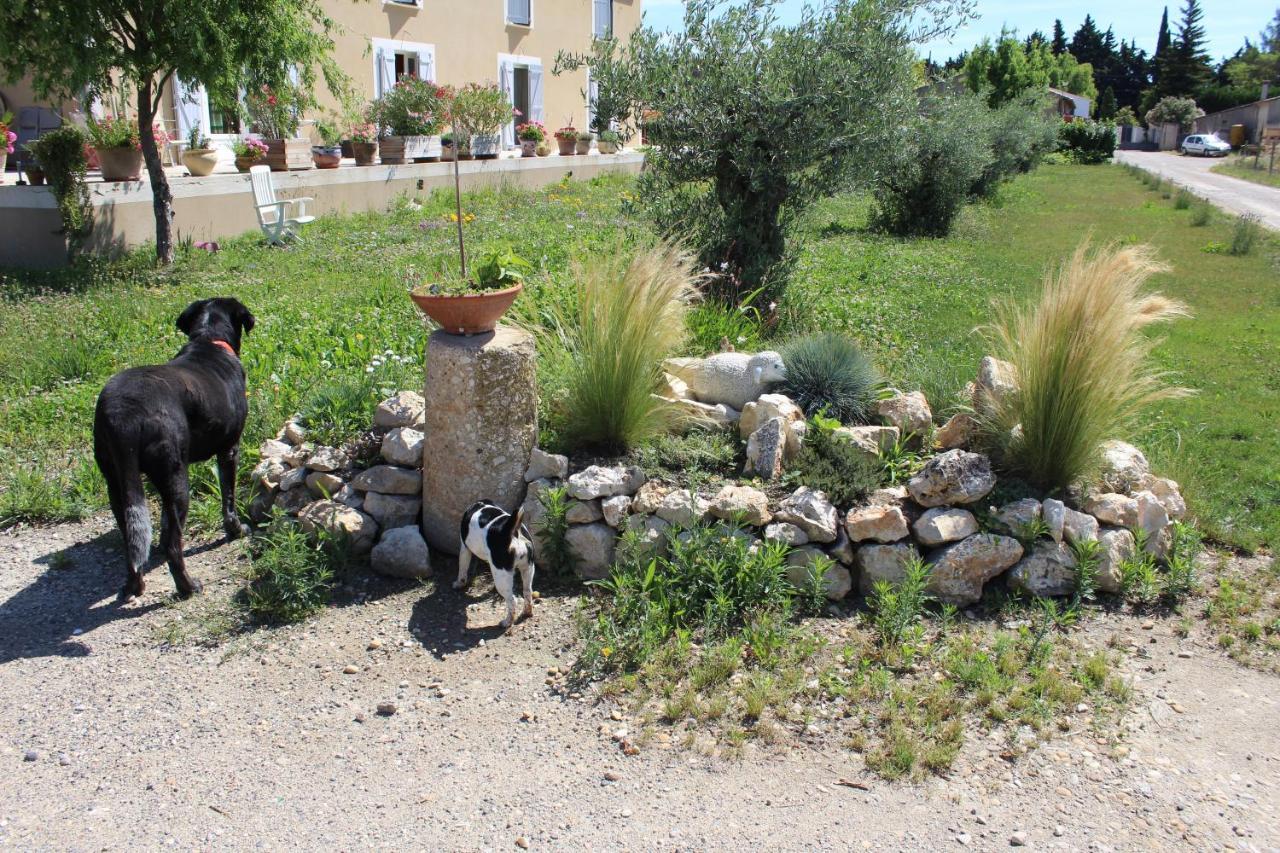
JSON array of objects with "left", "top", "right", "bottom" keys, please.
[
  {"left": 587, "top": 77, "right": 600, "bottom": 133},
  {"left": 507, "top": 0, "right": 530, "bottom": 26},
  {"left": 377, "top": 48, "right": 396, "bottom": 97},
  {"left": 593, "top": 0, "right": 611, "bottom": 38},
  {"left": 530, "top": 65, "right": 544, "bottom": 125},
  {"left": 419, "top": 47, "right": 435, "bottom": 83},
  {"left": 172, "top": 78, "right": 209, "bottom": 141},
  {"left": 500, "top": 60, "right": 516, "bottom": 148}
]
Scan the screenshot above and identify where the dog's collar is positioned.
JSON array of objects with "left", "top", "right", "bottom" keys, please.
[{"left": 209, "top": 339, "right": 238, "bottom": 358}]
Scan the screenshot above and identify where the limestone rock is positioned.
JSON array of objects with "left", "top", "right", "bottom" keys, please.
[
  {"left": 374, "top": 391, "right": 426, "bottom": 429},
  {"left": 1008, "top": 541, "right": 1078, "bottom": 598},
  {"left": 362, "top": 492, "right": 422, "bottom": 531},
  {"left": 974, "top": 356, "right": 1017, "bottom": 413},
  {"left": 912, "top": 507, "right": 978, "bottom": 547},
  {"left": 306, "top": 471, "right": 344, "bottom": 498},
  {"left": 833, "top": 425, "right": 900, "bottom": 458},
  {"left": 785, "top": 550, "right": 852, "bottom": 600},
  {"left": 1148, "top": 477, "right": 1186, "bottom": 520},
  {"left": 566, "top": 499, "right": 603, "bottom": 524},
  {"left": 662, "top": 350, "right": 788, "bottom": 410},
  {"left": 1062, "top": 507, "right": 1099, "bottom": 544},
  {"left": 867, "top": 486, "right": 909, "bottom": 506},
  {"left": 1099, "top": 440, "right": 1150, "bottom": 493},
  {"left": 601, "top": 495, "right": 631, "bottom": 528},
  {"left": 826, "top": 526, "right": 855, "bottom": 564},
  {"left": 623, "top": 515, "right": 670, "bottom": 560},
  {"left": 994, "top": 498, "right": 1042, "bottom": 534},
  {"left": 370, "top": 526, "right": 433, "bottom": 579},
  {"left": 281, "top": 443, "right": 312, "bottom": 469},
  {"left": 1096, "top": 527, "right": 1134, "bottom": 593},
  {"left": 281, "top": 419, "right": 306, "bottom": 445},
  {"left": 278, "top": 467, "right": 308, "bottom": 492},
  {"left": 876, "top": 391, "right": 932, "bottom": 438},
  {"left": 352, "top": 465, "right": 422, "bottom": 496},
  {"left": 926, "top": 534, "right": 1023, "bottom": 605},
  {"left": 655, "top": 490, "right": 710, "bottom": 527},
  {"left": 306, "top": 445, "right": 349, "bottom": 473},
  {"left": 333, "top": 484, "right": 364, "bottom": 510},
  {"left": 774, "top": 487, "right": 839, "bottom": 544},
  {"left": 297, "top": 500, "right": 378, "bottom": 553},
  {"left": 845, "top": 504, "right": 910, "bottom": 544},
  {"left": 663, "top": 397, "right": 741, "bottom": 431},
  {"left": 764, "top": 522, "right": 809, "bottom": 547},
  {"left": 381, "top": 428, "right": 425, "bottom": 468},
  {"left": 739, "top": 393, "right": 804, "bottom": 437},
  {"left": 856, "top": 542, "right": 920, "bottom": 595},
  {"left": 273, "top": 487, "right": 311, "bottom": 516},
  {"left": 631, "top": 481, "right": 671, "bottom": 515},
  {"left": 1084, "top": 493, "right": 1138, "bottom": 528},
  {"left": 744, "top": 417, "right": 787, "bottom": 480},
  {"left": 1042, "top": 498, "right": 1066, "bottom": 542},
  {"left": 420, "top": 327, "right": 537, "bottom": 553},
  {"left": 520, "top": 493, "right": 549, "bottom": 564},
  {"left": 567, "top": 465, "right": 645, "bottom": 501},
  {"left": 525, "top": 448, "right": 569, "bottom": 482},
  {"left": 708, "top": 484, "right": 772, "bottom": 527},
  {"left": 252, "top": 457, "right": 288, "bottom": 491},
  {"left": 935, "top": 413, "right": 977, "bottom": 450},
  {"left": 659, "top": 372, "right": 691, "bottom": 400},
  {"left": 565, "top": 523, "right": 616, "bottom": 580},
  {"left": 259, "top": 439, "right": 291, "bottom": 461},
  {"left": 1134, "top": 491, "right": 1170, "bottom": 555},
  {"left": 907, "top": 450, "right": 996, "bottom": 507}
]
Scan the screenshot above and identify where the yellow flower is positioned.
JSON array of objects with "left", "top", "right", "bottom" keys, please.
[
  {"left": 447, "top": 212, "right": 459, "bottom": 222},
  {"left": 601, "top": 646, "right": 613, "bottom": 659},
  {"left": 464, "top": 213, "right": 476, "bottom": 223}
]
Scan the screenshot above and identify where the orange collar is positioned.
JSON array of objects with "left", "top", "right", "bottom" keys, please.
[{"left": 210, "top": 339, "right": 238, "bottom": 358}]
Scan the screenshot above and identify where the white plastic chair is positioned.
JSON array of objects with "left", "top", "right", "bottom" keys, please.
[{"left": 249, "top": 164, "right": 314, "bottom": 245}]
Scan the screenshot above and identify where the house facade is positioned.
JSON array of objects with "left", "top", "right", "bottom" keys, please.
[{"left": 1, "top": 0, "right": 641, "bottom": 165}]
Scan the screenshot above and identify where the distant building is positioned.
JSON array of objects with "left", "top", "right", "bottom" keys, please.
[
  {"left": 1048, "top": 87, "right": 1091, "bottom": 120},
  {"left": 1194, "top": 84, "right": 1276, "bottom": 145}
]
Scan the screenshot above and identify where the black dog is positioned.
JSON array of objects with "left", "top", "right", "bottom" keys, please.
[{"left": 93, "top": 298, "right": 255, "bottom": 599}]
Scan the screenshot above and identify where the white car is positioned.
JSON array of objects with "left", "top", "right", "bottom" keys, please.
[{"left": 1180, "top": 134, "right": 1231, "bottom": 157}]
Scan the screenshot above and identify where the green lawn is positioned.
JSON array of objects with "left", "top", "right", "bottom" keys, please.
[
  {"left": 1212, "top": 157, "right": 1280, "bottom": 189},
  {"left": 1, "top": 163, "right": 1277, "bottom": 550}
]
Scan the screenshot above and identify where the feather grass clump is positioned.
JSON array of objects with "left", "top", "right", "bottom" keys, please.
[{"left": 779, "top": 332, "right": 882, "bottom": 424}]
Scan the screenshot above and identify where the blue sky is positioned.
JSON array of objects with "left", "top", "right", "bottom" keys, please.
[{"left": 640, "top": 1, "right": 1276, "bottom": 64}]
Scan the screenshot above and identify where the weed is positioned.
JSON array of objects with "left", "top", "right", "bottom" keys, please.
[
  {"left": 1173, "top": 189, "right": 1193, "bottom": 210},
  {"left": 1229, "top": 214, "right": 1261, "bottom": 256},
  {"left": 1189, "top": 202, "right": 1211, "bottom": 226},
  {"left": 868, "top": 554, "right": 931, "bottom": 651},
  {"left": 782, "top": 413, "right": 882, "bottom": 507},
  {"left": 298, "top": 375, "right": 378, "bottom": 448},
  {"left": 534, "top": 484, "right": 576, "bottom": 580},
  {"left": 243, "top": 513, "right": 341, "bottom": 623}
]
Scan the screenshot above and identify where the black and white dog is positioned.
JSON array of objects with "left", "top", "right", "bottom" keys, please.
[
  {"left": 455, "top": 500, "right": 536, "bottom": 629},
  {"left": 92, "top": 298, "right": 255, "bottom": 600}
]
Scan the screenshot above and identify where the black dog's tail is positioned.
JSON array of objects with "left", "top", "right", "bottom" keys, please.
[{"left": 94, "top": 412, "right": 151, "bottom": 572}]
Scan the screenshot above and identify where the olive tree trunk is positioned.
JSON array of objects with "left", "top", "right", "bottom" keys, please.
[{"left": 137, "top": 79, "right": 175, "bottom": 265}]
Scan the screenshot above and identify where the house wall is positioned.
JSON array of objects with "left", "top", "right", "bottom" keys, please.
[{"left": 1194, "top": 97, "right": 1279, "bottom": 144}]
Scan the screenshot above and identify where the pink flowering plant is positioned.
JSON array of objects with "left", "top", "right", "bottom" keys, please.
[
  {"left": 348, "top": 121, "right": 378, "bottom": 144},
  {"left": 86, "top": 114, "right": 140, "bottom": 149},
  {"left": 516, "top": 121, "right": 546, "bottom": 142},
  {"left": 231, "top": 137, "right": 269, "bottom": 161},
  {"left": 367, "top": 78, "right": 451, "bottom": 136},
  {"left": 245, "top": 83, "right": 305, "bottom": 139},
  {"left": 1, "top": 111, "right": 15, "bottom": 154}
]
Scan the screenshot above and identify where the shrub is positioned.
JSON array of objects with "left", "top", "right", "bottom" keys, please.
[
  {"left": 534, "top": 484, "right": 576, "bottom": 580},
  {"left": 550, "top": 240, "right": 700, "bottom": 452},
  {"left": 978, "top": 241, "right": 1190, "bottom": 492},
  {"left": 1144, "top": 96, "right": 1203, "bottom": 130},
  {"left": 872, "top": 92, "right": 995, "bottom": 237},
  {"left": 25, "top": 125, "right": 92, "bottom": 249},
  {"left": 1230, "top": 214, "right": 1261, "bottom": 256},
  {"left": 450, "top": 82, "right": 512, "bottom": 139},
  {"left": 244, "top": 515, "right": 338, "bottom": 623},
  {"left": 779, "top": 331, "right": 882, "bottom": 423},
  {"left": 782, "top": 413, "right": 882, "bottom": 507},
  {"left": 972, "top": 93, "right": 1061, "bottom": 198},
  {"left": 367, "top": 78, "right": 450, "bottom": 137},
  {"left": 1174, "top": 189, "right": 1193, "bottom": 210},
  {"left": 1189, "top": 201, "right": 1212, "bottom": 226},
  {"left": 1058, "top": 118, "right": 1116, "bottom": 164},
  {"left": 869, "top": 553, "right": 932, "bottom": 649}
]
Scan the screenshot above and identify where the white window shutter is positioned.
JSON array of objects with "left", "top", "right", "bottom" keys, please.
[
  {"left": 500, "top": 60, "right": 516, "bottom": 148},
  {"left": 530, "top": 65, "right": 544, "bottom": 125},
  {"left": 172, "top": 78, "right": 209, "bottom": 141},
  {"left": 593, "top": 0, "right": 611, "bottom": 38},
  {"left": 377, "top": 48, "right": 396, "bottom": 97},
  {"left": 419, "top": 47, "right": 435, "bottom": 83}
]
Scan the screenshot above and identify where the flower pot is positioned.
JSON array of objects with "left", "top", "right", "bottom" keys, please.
[
  {"left": 340, "top": 140, "right": 354, "bottom": 159},
  {"left": 262, "top": 138, "right": 312, "bottom": 171},
  {"left": 410, "top": 135, "right": 442, "bottom": 162},
  {"left": 27, "top": 166, "right": 46, "bottom": 186},
  {"left": 0, "top": 153, "right": 6, "bottom": 176},
  {"left": 597, "top": 139, "right": 619, "bottom": 154},
  {"left": 470, "top": 134, "right": 500, "bottom": 160},
  {"left": 574, "top": 138, "right": 591, "bottom": 155},
  {"left": 440, "top": 143, "right": 456, "bottom": 162},
  {"left": 520, "top": 140, "right": 537, "bottom": 157},
  {"left": 556, "top": 137, "right": 576, "bottom": 156},
  {"left": 350, "top": 142, "right": 377, "bottom": 166},
  {"left": 409, "top": 283, "right": 524, "bottom": 336},
  {"left": 97, "top": 146, "right": 143, "bottom": 181},
  {"left": 234, "top": 155, "right": 262, "bottom": 173},
  {"left": 311, "top": 145, "right": 342, "bottom": 169},
  {"left": 182, "top": 148, "right": 220, "bottom": 177}
]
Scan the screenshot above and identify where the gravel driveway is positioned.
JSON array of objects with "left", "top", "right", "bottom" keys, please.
[
  {"left": 1115, "top": 150, "right": 1280, "bottom": 230},
  {"left": 2, "top": 517, "right": 1278, "bottom": 850}
]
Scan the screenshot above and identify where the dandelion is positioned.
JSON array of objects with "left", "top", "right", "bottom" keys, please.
[{"left": 601, "top": 646, "right": 613, "bottom": 659}]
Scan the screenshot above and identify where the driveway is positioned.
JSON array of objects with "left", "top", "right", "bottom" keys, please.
[{"left": 1115, "top": 149, "right": 1280, "bottom": 230}]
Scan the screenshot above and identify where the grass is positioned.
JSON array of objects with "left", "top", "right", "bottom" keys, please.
[
  {"left": 1212, "top": 156, "right": 1280, "bottom": 189},
  {"left": 1202, "top": 556, "right": 1280, "bottom": 673}
]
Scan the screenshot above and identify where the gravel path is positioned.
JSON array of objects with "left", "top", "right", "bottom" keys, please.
[
  {"left": 1, "top": 517, "right": 1277, "bottom": 851},
  {"left": 1115, "top": 150, "right": 1280, "bottom": 230}
]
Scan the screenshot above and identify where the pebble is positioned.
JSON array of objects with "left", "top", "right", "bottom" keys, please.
[
  {"left": 515, "top": 836, "right": 529, "bottom": 849},
  {"left": 343, "top": 664, "right": 359, "bottom": 674},
  {"left": 1054, "top": 825, "right": 1065, "bottom": 837},
  {"left": 377, "top": 702, "right": 397, "bottom": 716},
  {"left": 603, "top": 771, "right": 622, "bottom": 782},
  {"left": 367, "top": 639, "right": 383, "bottom": 650},
  {"left": 58, "top": 753, "right": 70, "bottom": 766},
  {"left": 23, "top": 750, "right": 38, "bottom": 762},
  {"left": 1010, "top": 831, "right": 1028, "bottom": 846},
  {"left": 956, "top": 833, "right": 972, "bottom": 845}
]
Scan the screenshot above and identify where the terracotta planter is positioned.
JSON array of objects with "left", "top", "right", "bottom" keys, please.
[
  {"left": 182, "top": 148, "right": 219, "bottom": 177},
  {"left": 234, "top": 155, "right": 263, "bottom": 173},
  {"left": 575, "top": 138, "right": 591, "bottom": 155},
  {"left": 520, "top": 140, "right": 537, "bottom": 157},
  {"left": 97, "top": 146, "right": 143, "bottom": 181},
  {"left": 470, "top": 134, "right": 500, "bottom": 159},
  {"left": 262, "top": 138, "right": 312, "bottom": 171},
  {"left": 350, "top": 142, "right": 377, "bottom": 166},
  {"left": 556, "top": 137, "right": 576, "bottom": 156},
  {"left": 311, "top": 146, "right": 342, "bottom": 169},
  {"left": 410, "top": 283, "right": 523, "bottom": 336},
  {"left": 340, "top": 140, "right": 355, "bottom": 158}
]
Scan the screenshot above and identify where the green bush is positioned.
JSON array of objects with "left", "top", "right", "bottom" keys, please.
[
  {"left": 1189, "top": 201, "right": 1212, "bottom": 226},
  {"left": 972, "top": 93, "right": 1061, "bottom": 198},
  {"left": 872, "top": 92, "right": 995, "bottom": 237},
  {"left": 534, "top": 484, "right": 576, "bottom": 580},
  {"left": 869, "top": 552, "right": 932, "bottom": 649},
  {"left": 779, "top": 331, "right": 882, "bottom": 423},
  {"left": 782, "top": 413, "right": 882, "bottom": 507},
  {"left": 298, "top": 375, "right": 378, "bottom": 447},
  {"left": 1057, "top": 118, "right": 1116, "bottom": 164},
  {"left": 1174, "top": 189, "right": 1193, "bottom": 210},
  {"left": 24, "top": 125, "right": 92, "bottom": 249},
  {"left": 244, "top": 515, "right": 339, "bottom": 623},
  {"left": 1230, "top": 214, "right": 1261, "bottom": 256}
]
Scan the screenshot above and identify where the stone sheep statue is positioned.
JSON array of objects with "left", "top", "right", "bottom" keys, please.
[{"left": 663, "top": 350, "right": 787, "bottom": 411}]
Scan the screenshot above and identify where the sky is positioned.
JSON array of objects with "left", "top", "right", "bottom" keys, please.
[{"left": 640, "top": 1, "right": 1277, "bottom": 64}]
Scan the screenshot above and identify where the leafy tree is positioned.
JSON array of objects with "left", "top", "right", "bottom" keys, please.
[
  {"left": 552, "top": 37, "right": 636, "bottom": 137},
  {"left": 1264, "top": 8, "right": 1280, "bottom": 52},
  {"left": 1047, "top": 51, "right": 1098, "bottom": 100},
  {"left": 1145, "top": 95, "right": 1203, "bottom": 129},
  {"left": 965, "top": 32, "right": 1050, "bottom": 107},
  {"left": 1096, "top": 86, "right": 1118, "bottom": 119},
  {"left": 560, "top": 0, "right": 969, "bottom": 300},
  {"left": 0, "top": 0, "right": 348, "bottom": 265}
]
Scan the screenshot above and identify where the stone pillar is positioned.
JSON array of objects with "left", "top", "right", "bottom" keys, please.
[{"left": 421, "top": 326, "right": 537, "bottom": 553}]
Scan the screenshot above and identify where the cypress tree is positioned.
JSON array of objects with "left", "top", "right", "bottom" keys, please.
[
  {"left": 1153, "top": 6, "right": 1171, "bottom": 86},
  {"left": 1159, "top": 0, "right": 1211, "bottom": 97},
  {"left": 1052, "top": 20, "right": 1068, "bottom": 55}
]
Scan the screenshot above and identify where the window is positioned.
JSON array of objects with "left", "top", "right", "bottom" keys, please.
[
  {"left": 372, "top": 39, "right": 436, "bottom": 98},
  {"left": 507, "top": 0, "right": 531, "bottom": 27},
  {"left": 385, "top": 0, "right": 422, "bottom": 5},
  {"left": 209, "top": 103, "right": 240, "bottom": 135},
  {"left": 593, "top": 0, "right": 612, "bottom": 38},
  {"left": 394, "top": 52, "right": 419, "bottom": 81}
]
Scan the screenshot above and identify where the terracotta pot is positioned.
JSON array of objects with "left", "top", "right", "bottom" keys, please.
[
  {"left": 470, "top": 134, "right": 500, "bottom": 159},
  {"left": 340, "top": 140, "right": 354, "bottom": 158},
  {"left": 409, "top": 283, "right": 523, "bottom": 336},
  {"left": 97, "top": 146, "right": 143, "bottom": 181},
  {"left": 182, "top": 148, "right": 219, "bottom": 177},
  {"left": 556, "top": 137, "right": 576, "bottom": 156},
  {"left": 597, "top": 139, "right": 619, "bottom": 154},
  {"left": 311, "top": 145, "right": 342, "bottom": 169},
  {"left": 27, "top": 166, "right": 46, "bottom": 186},
  {"left": 350, "top": 142, "right": 377, "bottom": 166},
  {"left": 262, "top": 138, "right": 312, "bottom": 171},
  {"left": 575, "top": 138, "right": 591, "bottom": 155},
  {"left": 234, "top": 155, "right": 262, "bottom": 173}
]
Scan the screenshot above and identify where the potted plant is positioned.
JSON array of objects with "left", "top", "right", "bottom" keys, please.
[
  {"left": 408, "top": 245, "right": 531, "bottom": 335},
  {"left": 575, "top": 130, "right": 593, "bottom": 155},
  {"left": 25, "top": 154, "right": 46, "bottom": 186},
  {"left": 554, "top": 125, "right": 577, "bottom": 156},
  {"left": 536, "top": 141, "right": 551, "bottom": 157},
  {"left": 516, "top": 121, "right": 545, "bottom": 157},
  {"left": 182, "top": 126, "right": 219, "bottom": 177},
  {"left": 246, "top": 83, "right": 311, "bottom": 171},
  {"left": 597, "top": 129, "right": 622, "bottom": 154},
  {"left": 87, "top": 114, "right": 150, "bottom": 182},
  {"left": 440, "top": 131, "right": 456, "bottom": 162},
  {"left": 311, "top": 120, "right": 343, "bottom": 169},
  {"left": 0, "top": 112, "right": 14, "bottom": 176},
  {"left": 231, "top": 137, "right": 269, "bottom": 172},
  {"left": 348, "top": 122, "right": 378, "bottom": 166},
  {"left": 449, "top": 82, "right": 509, "bottom": 161},
  {"left": 367, "top": 78, "right": 449, "bottom": 164}
]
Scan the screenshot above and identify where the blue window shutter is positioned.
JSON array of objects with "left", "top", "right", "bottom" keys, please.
[
  {"left": 593, "top": 0, "right": 611, "bottom": 38},
  {"left": 507, "top": 0, "right": 530, "bottom": 26}
]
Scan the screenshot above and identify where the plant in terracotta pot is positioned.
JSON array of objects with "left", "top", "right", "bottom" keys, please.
[
  {"left": 575, "top": 129, "right": 593, "bottom": 155},
  {"left": 231, "top": 137, "right": 269, "bottom": 172},
  {"left": 0, "top": 111, "right": 15, "bottom": 176},
  {"left": 347, "top": 122, "right": 378, "bottom": 165},
  {"left": 516, "top": 121, "right": 545, "bottom": 157},
  {"left": 554, "top": 124, "right": 577, "bottom": 156},
  {"left": 451, "top": 82, "right": 510, "bottom": 160},
  {"left": 245, "top": 82, "right": 311, "bottom": 170},
  {"left": 311, "top": 119, "right": 343, "bottom": 169},
  {"left": 182, "top": 126, "right": 219, "bottom": 177},
  {"left": 87, "top": 113, "right": 146, "bottom": 181},
  {"left": 367, "top": 78, "right": 449, "bottom": 163},
  {"left": 597, "top": 129, "right": 622, "bottom": 154}
]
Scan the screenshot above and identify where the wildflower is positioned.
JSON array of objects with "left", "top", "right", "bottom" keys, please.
[{"left": 601, "top": 647, "right": 613, "bottom": 659}]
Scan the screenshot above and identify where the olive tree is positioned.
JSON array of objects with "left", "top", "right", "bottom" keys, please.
[
  {"left": 558, "top": 0, "right": 971, "bottom": 301},
  {"left": 0, "top": 0, "right": 348, "bottom": 264}
]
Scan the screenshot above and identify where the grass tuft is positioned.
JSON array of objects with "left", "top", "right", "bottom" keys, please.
[{"left": 779, "top": 331, "right": 883, "bottom": 423}]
